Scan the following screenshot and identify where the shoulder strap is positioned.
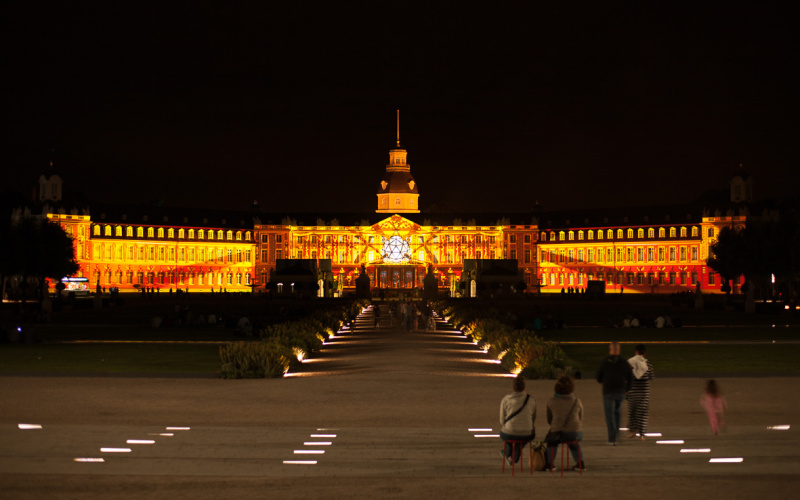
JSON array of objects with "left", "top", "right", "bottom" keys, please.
[
  {"left": 559, "top": 398, "right": 579, "bottom": 429},
  {"left": 503, "top": 395, "right": 530, "bottom": 425}
]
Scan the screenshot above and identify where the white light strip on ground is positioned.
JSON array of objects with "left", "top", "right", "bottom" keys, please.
[
  {"left": 166, "top": 427, "right": 190, "bottom": 430},
  {"left": 619, "top": 427, "right": 629, "bottom": 431},
  {"left": 644, "top": 433, "right": 662, "bottom": 437},
  {"left": 474, "top": 434, "right": 501, "bottom": 438},
  {"left": 74, "top": 458, "right": 105, "bottom": 462},
  {"left": 304, "top": 442, "right": 332, "bottom": 446},
  {"left": 767, "top": 425, "right": 790, "bottom": 430},
  {"left": 100, "top": 448, "right": 132, "bottom": 453},
  {"left": 468, "top": 428, "right": 493, "bottom": 432},
  {"left": 18, "top": 424, "right": 42, "bottom": 430},
  {"left": 294, "top": 450, "right": 325, "bottom": 454},
  {"left": 283, "top": 460, "right": 317, "bottom": 465},
  {"left": 656, "top": 440, "right": 685, "bottom": 444},
  {"left": 310, "top": 434, "right": 337, "bottom": 438},
  {"left": 709, "top": 458, "right": 743, "bottom": 463},
  {"left": 126, "top": 440, "right": 155, "bottom": 444},
  {"left": 681, "top": 449, "right": 711, "bottom": 453},
  {"left": 316, "top": 428, "right": 340, "bottom": 431},
  {"left": 149, "top": 433, "right": 174, "bottom": 436}
]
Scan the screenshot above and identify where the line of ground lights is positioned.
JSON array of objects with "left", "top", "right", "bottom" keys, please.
[
  {"left": 434, "top": 311, "right": 517, "bottom": 378},
  {"left": 283, "top": 429, "right": 338, "bottom": 465},
  {"left": 283, "top": 305, "right": 373, "bottom": 378},
  {"left": 71, "top": 426, "right": 190, "bottom": 463}
]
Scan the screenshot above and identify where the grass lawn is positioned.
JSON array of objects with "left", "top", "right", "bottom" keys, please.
[
  {"left": 539, "top": 326, "right": 800, "bottom": 343},
  {"left": 0, "top": 344, "right": 221, "bottom": 374},
  {"left": 561, "top": 343, "right": 800, "bottom": 376}
]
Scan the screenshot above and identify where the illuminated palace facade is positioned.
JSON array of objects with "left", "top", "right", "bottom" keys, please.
[{"left": 46, "top": 127, "right": 749, "bottom": 295}]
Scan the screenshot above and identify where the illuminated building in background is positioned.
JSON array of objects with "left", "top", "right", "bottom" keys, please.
[{"left": 42, "top": 114, "right": 750, "bottom": 295}]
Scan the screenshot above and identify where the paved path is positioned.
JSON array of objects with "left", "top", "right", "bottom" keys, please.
[{"left": 1, "top": 305, "right": 799, "bottom": 499}]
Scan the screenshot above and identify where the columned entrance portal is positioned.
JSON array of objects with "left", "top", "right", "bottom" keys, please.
[{"left": 376, "top": 265, "right": 419, "bottom": 289}]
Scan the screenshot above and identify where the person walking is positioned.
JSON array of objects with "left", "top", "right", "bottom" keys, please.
[
  {"left": 596, "top": 342, "right": 633, "bottom": 445},
  {"left": 627, "top": 344, "right": 654, "bottom": 440},
  {"left": 701, "top": 379, "right": 727, "bottom": 435},
  {"left": 499, "top": 376, "right": 536, "bottom": 466},
  {"left": 545, "top": 376, "right": 585, "bottom": 471}
]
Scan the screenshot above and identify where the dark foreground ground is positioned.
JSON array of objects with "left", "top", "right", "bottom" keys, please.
[{"left": 1, "top": 307, "right": 798, "bottom": 499}]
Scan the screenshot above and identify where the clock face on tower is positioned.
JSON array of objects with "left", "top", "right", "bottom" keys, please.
[{"left": 382, "top": 235, "right": 410, "bottom": 263}]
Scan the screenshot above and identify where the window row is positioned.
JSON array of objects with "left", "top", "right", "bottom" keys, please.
[
  {"left": 94, "top": 244, "right": 251, "bottom": 263},
  {"left": 540, "top": 245, "right": 699, "bottom": 264},
  {"left": 96, "top": 270, "right": 251, "bottom": 286},
  {"left": 93, "top": 225, "right": 251, "bottom": 241},
  {"left": 541, "top": 226, "right": 704, "bottom": 242},
  {"left": 541, "top": 271, "right": 706, "bottom": 287}
]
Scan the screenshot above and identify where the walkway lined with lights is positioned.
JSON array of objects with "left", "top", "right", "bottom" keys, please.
[{"left": 2, "top": 303, "right": 798, "bottom": 497}]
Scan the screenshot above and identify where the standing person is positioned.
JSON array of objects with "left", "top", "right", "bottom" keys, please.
[
  {"left": 627, "top": 344, "right": 654, "bottom": 440},
  {"left": 373, "top": 304, "right": 381, "bottom": 328},
  {"left": 499, "top": 376, "right": 536, "bottom": 466},
  {"left": 701, "top": 380, "right": 727, "bottom": 435},
  {"left": 545, "top": 376, "right": 585, "bottom": 471},
  {"left": 596, "top": 342, "right": 633, "bottom": 445}
]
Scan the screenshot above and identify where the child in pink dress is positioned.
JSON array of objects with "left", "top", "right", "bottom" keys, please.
[{"left": 700, "top": 379, "right": 727, "bottom": 435}]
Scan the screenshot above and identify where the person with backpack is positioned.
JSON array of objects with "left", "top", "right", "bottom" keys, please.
[
  {"left": 499, "top": 376, "right": 537, "bottom": 466},
  {"left": 545, "top": 376, "right": 585, "bottom": 471}
]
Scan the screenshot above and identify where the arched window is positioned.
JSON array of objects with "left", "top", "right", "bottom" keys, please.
[
  {"left": 208, "top": 230, "right": 214, "bottom": 240},
  {"left": 691, "top": 226, "right": 698, "bottom": 237},
  {"left": 188, "top": 229, "right": 195, "bottom": 239},
  {"left": 578, "top": 231, "right": 584, "bottom": 240},
  {"left": 199, "top": 229, "right": 206, "bottom": 239},
  {"left": 157, "top": 228, "right": 165, "bottom": 238},
  {"left": 627, "top": 229, "right": 633, "bottom": 239},
  {"left": 587, "top": 230, "right": 594, "bottom": 240},
  {"left": 236, "top": 231, "right": 242, "bottom": 241},
  {"left": 569, "top": 231, "right": 575, "bottom": 241},
  {"left": 669, "top": 227, "right": 676, "bottom": 238},
  {"left": 607, "top": 229, "right": 613, "bottom": 239},
  {"left": 559, "top": 231, "right": 565, "bottom": 241},
  {"left": 637, "top": 228, "right": 644, "bottom": 238},
  {"left": 647, "top": 228, "right": 654, "bottom": 238},
  {"left": 658, "top": 227, "right": 665, "bottom": 238},
  {"left": 147, "top": 227, "right": 154, "bottom": 238},
  {"left": 137, "top": 227, "right": 143, "bottom": 237},
  {"left": 168, "top": 228, "right": 174, "bottom": 238},
  {"left": 115, "top": 226, "right": 122, "bottom": 237},
  {"left": 104, "top": 226, "right": 111, "bottom": 236},
  {"left": 217, "top": 230, "right": 224, "bottom": 240},
  {"left": 227, "top": 230, "right": 233, "bottom": 241},
  {"left": 616, "top": 229, "right": 623, "bottom": 239},
  {"left": 596, "top": 230, "right": 602, "bottom": 240},
  {"left": 178, "top": 229, "right": 184, "bottom": 238},
  {"left": 126, "top": 226, "right": 133, "bottom": 237},
  {"left": 245, "top": 231, "right": 251, "bottom": 241},
  {"left": 680, "top": 227, "right": 687, "bottom": 237}
]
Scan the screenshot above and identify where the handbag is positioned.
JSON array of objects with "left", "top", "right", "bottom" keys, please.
[
  {"left": 545, "top": 398, "right": 579, "bottom": 444},
  {"left": 531, "top": 442, "right": 547, "bottom": 471}
]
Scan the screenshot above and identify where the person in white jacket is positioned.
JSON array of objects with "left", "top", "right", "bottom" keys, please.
[
  {"left": 627, "top": 344, "right": 655, "bottom": 439},
  {"left": 499, "top": 376, "right": 537, "bottom": 465}
]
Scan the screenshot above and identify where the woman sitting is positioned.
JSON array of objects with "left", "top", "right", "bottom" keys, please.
[{"left": 545, "top": 376, "right": 585, "bottom": 471}]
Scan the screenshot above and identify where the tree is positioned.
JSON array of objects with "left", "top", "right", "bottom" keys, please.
[{"left": 707, "top": 226, "right": 747, "bottom": 299}]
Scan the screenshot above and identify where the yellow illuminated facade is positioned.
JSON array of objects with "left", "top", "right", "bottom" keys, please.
[{"left": 47, "top": 117, "right": 746, "bottom": 295}]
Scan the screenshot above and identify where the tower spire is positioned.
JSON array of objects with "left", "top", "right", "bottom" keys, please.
[{"left": 396, "top": 109, "right": 400, "bottom": 147}]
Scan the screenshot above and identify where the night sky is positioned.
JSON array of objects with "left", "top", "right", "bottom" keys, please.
[{"left": 4, "top": 2, "right": 797, "bottom": 214}]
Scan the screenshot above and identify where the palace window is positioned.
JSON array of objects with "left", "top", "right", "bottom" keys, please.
[
  {"left": 569, "top": 231, "right": 575, "bottom": 241},
  {"left": 680, "top": 272, "right": 687, "bottom": 285},
  {"left": 588, "top": 230, "right": 594, "bottom": 240},
  {"left": 709, "top": 273, "right": 716, "bottom": 285},
  {"left": 627, "top": 229, "right": 634, "bottom": 239},
  {"left": 540, "top": 250, "right": 548, "bottom": 263},
  {"left": 559, "top": 274, "right": 564, "bottom": 286},
  {"left": 168, "top": 228, "right": 174, "bottom": 238},
  {"left": 691, "top": 272, "right": 698, "bottom": 286},
  {"left": 550, "top": 274, "right": 555, "bottom": 285},
  {"left": 236, "top": 249, "right": 242, "bottom": 262},
  {"left": 568, "top": 274, "right": 574, "bottom": 286},
  {"left": 707, "top": 228, "right": 714, "bottom": 238},
  {"left": 559, "top": 249, "right": 565, "bottom": 263},
  {"left": 188, "top": 229, "right": 194, "bottom": 238},
  {"left": 648, "top": 228, "right": 654, "bottom": 238},
  {"left": 647, "top": 248, "right": 654, "bottom": 261},
  {"left": 115, "top": 226, "right": 122, "bottom": 237},
  {"left": 638, "top": 228, "right": 644, "bottom": 238},
  {"left": 604, "top": 229, "right": 610, "bottom": 239},
  {"left": 524, "top": 234, "right": 531, "bottom": 243},
  {"left": 587, "top": 249, "right": 594, "bottom": 262},
  {"left": 680, "top": 227, "right": 687, "bottom": 238},
  {"left": 524, "top": 249, "right": 531, "bottom": 263},
  {"left": 691, "top": 226, "right": 699, "bottom": 237},
  {"left": 218, "top": 230, "right": 224, "bottom": 240},
  {"left": 669, "top": 272, "right": 675, "bottom": 284},
  {"left": 659, "top": 227, "right": 665, "bottom": 238},
  {"left": 670, "top": 227, "right": 676, "bottom": 238},
  {"left": 691, "top": 247, "right": 698, "bottom": 261},
  {"left": 627, "top": 248, "right": 634, "bottom": 262},
  {"left": 236, "top": 231, "right": 242, "bottom": 241},
  {"left": 490, "top": 250, "right": 496, "bottom": 259},
  {"left": 510, "top": 235, "right": 517, "bottom": 243},
  {"left": 680, "top": 247, "right": 687, "bottom": 261},
  {"left": 179, "top": 249, "right": 186, "bottom": 261},
  {"left": 148, "top": 247, "right": 155, "bottom": 260},
  {"left": 395, "top": 198, "right": 401, "bottom": 206},
  {"left": 577, "top": 231, "right": 584, "bottom": 241},
  {"left": 617, "top": 229, "right": 623, "bottom": 239},
  {"left": 105, "top": 226, "right": 112, "bottom": 236},
  {"left": 510, "top": 249, "right": 517, "bottom": 260},
  {"left": 578, "top": 274, "right": 583, "bottom": 286},
  {"left": 476, "top": 250, "right": 482, "bottom": 259},
  {"left": 245, "top": 232, "right": 251, "bottom": 241},
  {"left": 226, "top": 231, "right": 233, "bottom": 241},
  {"left": 200, "top": 229, "right": 206, "bottom": 239},
  {"left": 577, "top": 249, "right": 584, "bottom": 262},
  {"left": 226, "top": 249, "right": 233, "bottom": 262},
  {"left": 158, "top": 228, "right": 164, "bottom": 238},
  {"left": 188, "top": 248, "right": 194, "bottom": 261},
  {"left": 658, "top": 248, "right": 665, "bottom": 261},
  {"left": 637, "top": 273, "right": 643, "bottom": 285},
  {"left": 637, "top": 248, "right": 643, "bottom": 262},
  {"left": 447, "top": 252, "right": 453, "bottom": 264},
  {"left": 227, "top": 273, "right": 233, "bottom": 285},
  {"left": 276, "top": 235, "right": 282, "bottom": 243},
  {"left": 669, "top": 247, "right": 676, "bottom": 261},
  {"left": 475, "top": 235, "right": 481, "bottom": 243},
  {"left": 261, "top": 249, "right": 268, "bottom": 262},
  {"left": 208, "top": 230, "right": 214, "bottom": 240},
  {"left": 462, "top": 235, "right": 468, "bottom": 243},
  {"left": 159, "top": 248, "right": 165, "bottom": 260},
  {"left": 178, "top": 229, "right": 185, "bottom": 238}
]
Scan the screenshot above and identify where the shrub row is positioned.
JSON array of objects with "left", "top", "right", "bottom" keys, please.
[
  {"left": 433, "top": 300, "right": 576, "bottom": 379},
  {"left": 219, "top": 299, "right": 369, "bottom": 378}
]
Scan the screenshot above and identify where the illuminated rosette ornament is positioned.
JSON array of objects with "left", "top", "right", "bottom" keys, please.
[{"left": 382, "top": 235, "right": 411, "bottom": 263}]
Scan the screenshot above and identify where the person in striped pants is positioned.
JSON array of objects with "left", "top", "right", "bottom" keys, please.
[{"left": 627, "top": 344, "right": 654, "bottom": 440}]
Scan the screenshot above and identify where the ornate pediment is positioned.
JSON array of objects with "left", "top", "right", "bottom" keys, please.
[{"left": 373, "top": 214, "right": 420, "bottom": 232}]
